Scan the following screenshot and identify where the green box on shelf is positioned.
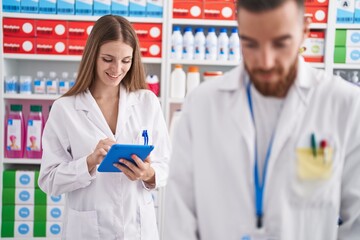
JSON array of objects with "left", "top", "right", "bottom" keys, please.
[
  {"left": 2, "top": 188, "right": 15, "bottom": 205},
  {"left": 1, "top": 221, "right": 14, "bottom": 237},
  {"left": 3, "top": 170, "right": 40, "bottom": 188},
  {"left": 334, "top": 47, "right": 346, "bottom": 63},
  {"left": 35, "top": 188, "right": 47, "bottom": 205},
  {"left": 34, "top": 205, "right": 47, "bottom": 221},
  {"left": 335, "top": 29, "right": 347, "bottom": 47},
  {"left": 34, "top": 221, "right": 47, "bottom": 237},
  {"left": 2, "top": 205, "right": 15, "bottom": 221}
]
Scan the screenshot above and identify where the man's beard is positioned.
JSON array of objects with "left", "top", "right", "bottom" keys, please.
[{"left": 246, "top": 58, "right": 298, "bottom": 98}]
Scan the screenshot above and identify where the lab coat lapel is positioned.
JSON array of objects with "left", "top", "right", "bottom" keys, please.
[
  {"left": 266, "top": 58, "right": 318, "bottom": 185},
  {"left": 115, "top": 85, "right": 139, "bottom": 141},
  {"left": 75, "top": 89, "right": 116, "bottom": 139},
  {"left": 220, "top": 66, "right": 255, "bottom": 167}
]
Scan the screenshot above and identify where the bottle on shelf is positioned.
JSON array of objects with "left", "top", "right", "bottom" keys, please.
[
  {"left": 351, "top": 71, "right": 359, "bottom": 84},
  {"left": 5, "top": 104, "right": 25, "bottom": 158},
  {"left": 205, "top": 27, "right": 218, "bottom": 61},
  {"left": 183, "top": 27, "right": 194, "bottom": 60},
  {"left": 46, "top": 71, "right": 59, "bottom": 95},
  {"left": 171, "top": 26, "right": 183, "bottom": 60},
  {"left": 186, "top": 66, "right": 200, "bottom": 95},
  {"left": 19, "top": 76, "right": 32, "bottom": 94},
  {"left": 203, "top": 71, "right": 223, "bottom": 81},
  {"left": 25, "top": 105, "right": 44, "bottom": 159},
  {"left": 146, "top": 74, "right": 160, "bottom": 96},
  {"left": 217, "top": 28, "right": 229, "bottom": 61},
  {"left": 33, "top": 71, "right": 46, "bottom": 94},
  {"left": 194, "top": 27, "right": 206, "bottom": 60},
  {"left": 229, "top": 27, "right": 241, "bottom": 62},
  {"left": 59, "top": 72, "right": 70, "bottom": 95},
  {"left": 4, "top": 76, "right": 18, "bottom": 94},
  {"left": 170, "top": 65, "right": 186, "bottom": 98},
  {"left": 70, "top": 72, "right": 77, "bottom": 89}
]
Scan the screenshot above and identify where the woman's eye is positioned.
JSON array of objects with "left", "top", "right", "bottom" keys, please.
[
  {"left": 103, "top": 58, "right": 112, "bottom": 63},
  {"left": 122, "top": 60, "right": 131, "bottom": 64}
]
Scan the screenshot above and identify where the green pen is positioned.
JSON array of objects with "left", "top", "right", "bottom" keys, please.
[{"left": 311, "top": 133, "right": 317, "bottom": 157}]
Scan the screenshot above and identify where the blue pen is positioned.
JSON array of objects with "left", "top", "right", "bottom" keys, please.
[
  {"left": 311, "top": 133, "right": 317, "bottom": 157},
  {"left": 142, "top": 130, "right": 148, "bottom": 145}
]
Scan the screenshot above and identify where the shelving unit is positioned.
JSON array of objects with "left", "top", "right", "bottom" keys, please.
[{"left": 1, "top": 1, "right": 359, "bottom": 239}]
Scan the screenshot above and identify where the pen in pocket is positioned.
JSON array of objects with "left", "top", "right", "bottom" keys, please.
[
  {"left": 311, "top": 133, "right": 317, "bottom": 157},
  {"left": 142, "top": 130, "right": 148, "bottom": 145}
]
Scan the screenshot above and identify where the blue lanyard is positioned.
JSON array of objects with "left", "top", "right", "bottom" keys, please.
[{"left": 246, "top": 82, "right": 275, "bottom": 229}]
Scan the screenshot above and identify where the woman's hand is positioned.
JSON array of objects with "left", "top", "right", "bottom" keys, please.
[
  {"left": 87, "top": 138, "right": 116, "bottom": 173},
  {"left": 114, "top": 155, "right": 156, "bottom": 187}
]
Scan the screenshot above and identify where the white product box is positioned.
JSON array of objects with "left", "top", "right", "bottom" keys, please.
[
  {"left": 47, "top": 194, "right": 66, "bottom": 205},
  {"left": 14, "top": 221, "right": 33, "bottom": 237},
  {"left": 16, "top": 171, "right": 36, "bottom": 188},
  {"left": 16, "top": 188, "right": 35, "bottom": 205},
  {"left": 112, "top": 0, "right": 129, "bottom": 15},
  {"left": 336, "top": 0, "right": 355, "bottom": 23},
  {"left": 146, "top": 0, "right": 162, "bottom": 17},
  {"left": 129, "top": 0, "right": 146, "bottom": 16},
  {"left": 94, "top": 0, "right": 111, "bottom": 15},
  {"left": 75, "top": 0, "right": 93, "bottom": 15},
  {"left": 15, "top": 205, "right": 34, "bottom": 221},
  {"left": 47, "top": 205, "right": 65, "bottom": 221}
]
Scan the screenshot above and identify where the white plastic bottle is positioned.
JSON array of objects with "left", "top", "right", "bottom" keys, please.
[
  {"left": 33, "top": 71, "right": 46, "bottom": 94},
  {"left": 194, "top": 27, "right": 206, "bottom": 60},
  {"left": 186, "top": 66, "right": 200, "bottom": 95},
  {"left": 171, "top": 26, "right": 183, "bottom": 60},
  {"left": 205, "top": 27, "right": 218, "bottom": 61},
  {"left": 229, "top": 27, "right": 241, "bottom": 61},
  {"left": 170, "top": 65, "right": 186, "bottom": 98},
  {"left": 59, "top": 72, "right": 70, "bottom": 95},
  {"left": 351, "top": 71, "right": 359, "bottom": 83},
  {"left": 69, "top": 72, "right": 77, "bottom": 89},
  {"left": 183, "top": 26, "right": 194, "bottom": 60},
  {"left": 217, "top": 28, "right": 229, "bottom": 61},
  {"left": 46, "top": 71, "right": 59, "bottom": 95}
]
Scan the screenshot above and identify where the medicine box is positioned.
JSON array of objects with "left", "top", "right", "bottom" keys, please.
[
  {"left": 93, "top": 0, "right": 111, "bottom": 15},
  {"left": 336, "top": 0, "right": 355, "bottom": 23},
  {"left": 57, "top": 0, "right": 75, "bottom": 14},
  {"left": 75, "top": 0, "right": 93, "bottom": 15},
  {"left": 21, "top": 0, "right": 39, "bottom": 13},
  {"left": 129, "top": 0, "right": 146, "bottom": 17},
  {"left": 3, "top": 18, "right": 36, "bottom": 37},
  {"left": 334, "top": 46, "right": 360, "bottom": 64},
  {"left": 146, "top": 0, "right": 162, "bottom": 18},
  {"left": 111, "top": 0, "right": 129, "bottom": 16},
  {"left": 39, "top": 0, "right": 57, "bottom": 14},
  {"left": 173, "top": 1, "right": 203, "bottom": 19}
]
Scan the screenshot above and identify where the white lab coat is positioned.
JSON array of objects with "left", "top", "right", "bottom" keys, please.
[
  {"left": 38, "top": 85, "right": 170, "bottom": 240},
  {"left": 163, "top": 58, "right": 360, "bottom": 240}
]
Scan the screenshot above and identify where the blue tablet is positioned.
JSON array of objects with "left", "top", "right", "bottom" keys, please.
[{"left": 97, "top": 144, "right": 154, "bottom": 172}]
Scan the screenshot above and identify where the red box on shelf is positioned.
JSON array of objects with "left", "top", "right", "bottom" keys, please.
[
  {"left": 67, "top": 39, "right": 87, "bottom": 55},
  {"left": 304, "top": 0, "right": 328, "bottom": 6},
  {"left": 3, "top": 37, "right": 36, "bottom": 54},
  {"left": 305, "top": 7, "right": 328, "bottom": 23},
  {"left": 3, "top": 18, "right": 36, "bottom": 37},
  {"left": 139, "top": 41, "right": 161, "bottom": 58},
  {"left": 203, "top": 1, "right": 236, "bottom": 20},
  {"left": 36, "top": 38, "right": 67, "bottom": 55},
  {"left": 301, "top": 31, "right": 325, "bottom": 63},
  {"left": 36, "top": 20, "right": 68, "bottom": 39},
  {"left": 132, "top": 23, "right": 162, "bottom": 41},
  {"left": 68, "top": 21, "right": 94, "bottom": 40},
  {"left": 173, "top": 1, "right": 203, "bottom": 19}
]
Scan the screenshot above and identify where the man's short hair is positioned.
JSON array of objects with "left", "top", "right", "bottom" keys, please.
[{"left": 237, "top": 0, "right": 304, "bottom": 12}]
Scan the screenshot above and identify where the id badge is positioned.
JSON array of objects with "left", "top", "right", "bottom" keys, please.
[{"left": 241, "top": 228, "right": 278, "bottom": 240}]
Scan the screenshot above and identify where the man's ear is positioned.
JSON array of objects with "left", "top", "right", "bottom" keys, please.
[{"left": 303, "top": 13, "right": 312, "bottom": 38}]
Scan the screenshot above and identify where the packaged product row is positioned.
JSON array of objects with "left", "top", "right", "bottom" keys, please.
[
  {"left": 336, "top": 0, "right": 360, "bottom": 23},
  {"left": 2, "top": 0, "right": 163, "bottom": 17}
]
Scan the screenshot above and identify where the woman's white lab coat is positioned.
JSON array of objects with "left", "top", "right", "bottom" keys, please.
[
  {"left": 38, "top": 85, "right": 170, "bottom": 240},
  {"left": 163, "top": 58, "right": 360, "bottom": 240}
]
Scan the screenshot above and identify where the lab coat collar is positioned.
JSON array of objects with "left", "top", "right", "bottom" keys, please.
[{"left": 74, "top": 84, "right": 139, "bottom": 139}]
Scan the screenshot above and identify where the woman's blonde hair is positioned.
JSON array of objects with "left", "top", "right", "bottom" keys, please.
[{"left": 64, "top": 15, "right": 147, "bottom": 96}]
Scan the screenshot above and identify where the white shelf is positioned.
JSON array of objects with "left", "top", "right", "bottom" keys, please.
[
  {"left": 309, "top": 23, "right": 327, "bottom": 29},
  {"left": 333, "top": 64, "right": 360, "bottom": 69},
  {"left": 3, "top": 158, "right": 42, "bottom": 164},
  {"left": 335, "top": 24, "right": 360, "bottom": 29},
  {"left": 171, "top": 18, "right": 237, "bottom": 27},
  {"left": 170, "top": 59, "right": 239, "bottom": 66},
  {"left": 4, "top": 93, "right": 61, "bottom": 100},
  {"left": 2, "top": 12, "right": 163, "bottom": 23},
  {"left": 309, "top": 62, "right": 325, "bottom": 68},
  {"left": 168, "top": 98, "right": 184, "bottom": 104},
  {"left": 4, "top": 54, "right": 162, "bottom": 63}
]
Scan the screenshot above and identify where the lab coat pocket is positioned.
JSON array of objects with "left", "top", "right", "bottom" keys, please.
[
  {"left": 65, "top": 208, "right": 100, "bottom": 240},
  {"left": 140, "top": 203, "right": 159, "bottom": 240},
  {"left": 134, "top": 129, "right": 153, "bottom": 145},
  {"left": 296, "top": 148, "right": 333, "bottom": 180}
]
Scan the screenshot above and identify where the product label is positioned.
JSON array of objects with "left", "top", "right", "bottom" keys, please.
[
  {"left": 7, "top": 119, "right": 22, "bottom": 151},
  {"left": 34, "top": 80, "right": 46, "bottom": 94},
  {"left": 26, "top": 119, "right": 42, "bottom": 152},
  {"left": 16, "top": 171, "right": 35, "bottom": 188},
  {"left": 46, "top": 80, "right": 58, "bottom": 94},
  {"left": 59, "top": 81, "right": 70, "bottom": 94}
]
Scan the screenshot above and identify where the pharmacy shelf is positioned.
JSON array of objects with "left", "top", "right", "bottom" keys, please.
[
  {"left": 333, "top": 64, "right": 360, "bottom": 69},
  {"left": 309, "top": 23, "right": 327, "bottom": 29},
  {"left": 3, "top": 158, "right": 42, "bottom": 164},
  {"left": 2, "top": 12, "right": 163, "bottom": 23},
  {"left": 168, "top": 98, "right": 184, "bottom": 104},
  {"left": 4, "top": 54, "right": 162, "bottom": 64},
  {"left": 335, "top": 24, "right": 360, "bottom": 29},
  {"left": 170, "top": 59, "right": 239, "bottom": 66},
  {"left": 171, "top": 18, "right": 237, "bottom": 27},
  {"left": 4, "top": 93, "right": 61, "bottom": 100}
]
